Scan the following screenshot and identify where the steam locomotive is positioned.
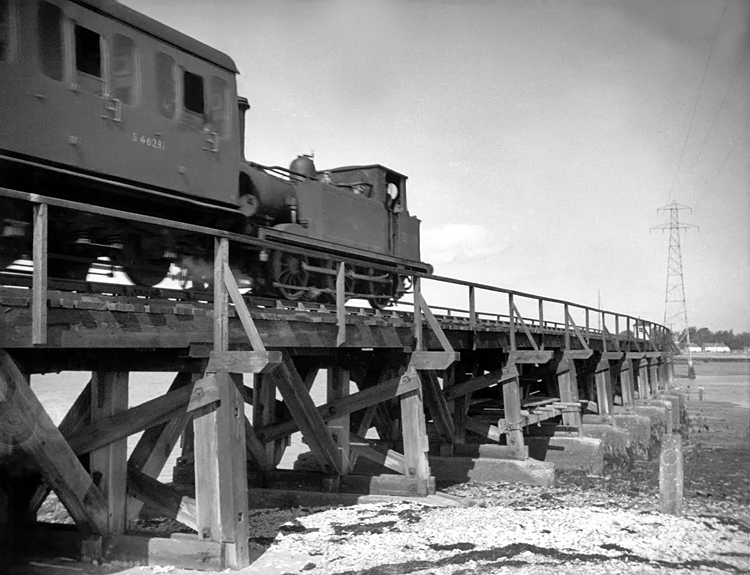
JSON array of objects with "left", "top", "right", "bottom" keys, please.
[{"left": 0, "top": 0, "right": 429, "bottom": 306}]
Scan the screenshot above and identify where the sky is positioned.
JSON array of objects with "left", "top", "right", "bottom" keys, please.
[{"left": 122, "top": 0, "right": 750, "bottom": 333}]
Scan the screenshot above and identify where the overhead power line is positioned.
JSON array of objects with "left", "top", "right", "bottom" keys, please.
[
  {"left": 677, "top": 35, "right": 750, "bottom": 199},
  {"left": 664, "top": 0, "right": 728, "bottom": 204}
]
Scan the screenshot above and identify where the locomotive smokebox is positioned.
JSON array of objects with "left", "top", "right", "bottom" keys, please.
[
  {"left": 243, "top": 167, "right": 298, "bottom": 225},
  {"left": 237, "top": 97, "right": 250, "bottom": 160},
  {"left": 290, "top": 155, "right": 317, "bottom": 179}
]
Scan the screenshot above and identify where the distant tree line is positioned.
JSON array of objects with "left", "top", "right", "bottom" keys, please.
[{"left": 678, "top": 327, "right": 750, "bottom": 351}]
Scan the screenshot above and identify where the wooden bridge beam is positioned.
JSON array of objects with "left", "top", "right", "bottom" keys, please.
[
  {"left": 126, "top": 372, "right": 195, "bottom": 523},
  {"left": 419, "top": 370, "right": 455, "bottom": 452},
  {"left": 253, "top": 374, "right": 287, "bottom": 470},
  {"left": 28, "top": 379, "right": 92, "bottom": 514},
  {"left": 272, "top": 352, "right": 342, "bottom": 475},
  {"left": 399, "top": 364, "right": 430, "bottom": 481},
  {"left": 351, "top": 366, "right": 400, "bottom": 446},
  {"left": 637, "top": 357, "right": 650, "bottom": 399},
  {"left": 327, "top": 366, "right": 351, "bottom": 475},
  {"left": 443, "top": 365, "right": 466, "bottom": 445},
  {"left": 90, "top": 371, "right": 129, "bottom": 535},
  {"left": 649, "top": 357, "right": 660, "bottom": 395},
  {"left": 443, "top": 368, "right": 514, "bottom": 402},
  {"left": 556, "top": 354, "right": 582, "bottom": 429},
  {"left": 65, "top": 375, "right": 219, "bottom": 456},
  {"left": 593, "top": 358, "right": 614, "bottom": 417},
  {"left": 193, "top": 371, "right": 249, "bottom": 568},
  {"left": 500, "top": 360, "right": 526, "bottom": 458},
  {"left": 0, "top": 350, "right": 109, "bottom": 534},
  {"left": 258, "top": 367, "right": 419, "bottom": 444},
  {"left": 127, "top": 467, "right": 197, "bottom": 531},
  {"left": 617, "top": 356, "right": 636, "bottom": 410}
]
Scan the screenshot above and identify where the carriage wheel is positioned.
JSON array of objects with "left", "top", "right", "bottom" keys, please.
[
  {"left": 0, "top": 243, "right": 21, "bottom": 271},
  {"left": 121, "top": 236, "right": 171, "bottom": 287},
  {"left": 272, "top": 251, "right": 309, "bottom": 301},
  {"left": 48, "top": 256, "right": 91, "bottom": 281}
]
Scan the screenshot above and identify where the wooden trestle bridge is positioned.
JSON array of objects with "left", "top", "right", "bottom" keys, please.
[{"left": 0, "top": 188, "right": 678, "bottom": 570}]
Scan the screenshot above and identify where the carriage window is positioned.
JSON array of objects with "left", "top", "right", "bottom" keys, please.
[
  {"left": 38, "top": 2, "right": 63, "bottom": 80},
  {"left": 155, "top": 52, "right": 175, "bottom": 118},
  {"left": 112, "top": 34, "right": 135, "bottom": 104},
  {"left": 75, "top": 24, "right": 103, "bottom": 94},
  {"left": 209, "top": 76, "right": 229, "bottom": 137},
  {"left": 0, "top": 0, "right": 13, "bottom": 62},
  {"left": 183, "top": 70, "right": 205, "bottom": 117}
]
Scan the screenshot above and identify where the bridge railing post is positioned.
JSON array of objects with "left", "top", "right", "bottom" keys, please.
[
  {"left": 538, "top": 299, "right": 545, "bottom": 349},
  {"left": 413, "top": 275, "right": 422, "bottom": 351},
  {"left": 336, "top": 261, "right": 346, "bottom": 346},
  {"left": 468, "top": 285, "right": 476, "bottom": 348},
  {"left": 615, "top": 315, "right": 620, "bottom": 349},
  {"left": 32, "top": 201, "right": 48, "bottom": 345},
  {"left": 508, "top": 293, "right": 516, "bottom": 351}
]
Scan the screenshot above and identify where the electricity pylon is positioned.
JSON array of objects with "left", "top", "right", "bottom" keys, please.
[{"left": 652, "top": 202, "right": 698, "bottom": 378}]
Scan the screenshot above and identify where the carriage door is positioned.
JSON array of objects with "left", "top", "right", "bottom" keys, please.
[
  {"left": 63, "top": 3, "right": 126, "bottom": 177},
  {"left": 172, "top": 58, "right": 237, "bottom": 201}
]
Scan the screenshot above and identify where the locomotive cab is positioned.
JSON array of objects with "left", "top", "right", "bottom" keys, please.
[{"left": 317, "top": 165, "right": 421, "bottom": 262}]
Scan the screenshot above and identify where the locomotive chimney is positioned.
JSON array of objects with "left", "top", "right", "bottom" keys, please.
[{"left": 237, "top": 97, "right": 250, "bottom": 159}]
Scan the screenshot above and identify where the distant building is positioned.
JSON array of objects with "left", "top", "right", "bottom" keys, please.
[
  {"left": 702, "top": 342, "right": 731, "bottom": 353},
  {"left": 687, "top": 345, "right": 702, "bottom": 354}
]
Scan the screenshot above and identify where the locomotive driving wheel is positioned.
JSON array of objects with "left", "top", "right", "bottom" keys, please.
[
  {"left": 271, "top": 250, "right": 309, "bottom": 301},
  {"left": 323, "top": 260, "right": 356, "bottom": 303},
  {"left": 366, "top": 268, "right": 396, "bottom": 310}
]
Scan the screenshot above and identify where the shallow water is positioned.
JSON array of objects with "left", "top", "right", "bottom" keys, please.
[{"left": 674, "top": 360, "right": 750, "bottom": 409}]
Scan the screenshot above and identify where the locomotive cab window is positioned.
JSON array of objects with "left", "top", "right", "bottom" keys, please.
[
  {"left": 209, "top": 76, "right": 230, "bottom": 137},
  {"left": 155, "top": 52, "right": 176, "bottom": 118},
  {"left": 112, "top": 34, "right": 136, "bottom": 105},
  {"left": 0, "top": 0, "right": 15, "bottom": 63},
  {"left": 38, "top": 1, "right": 63, "bottom": 80},
  {"left": 74, "top": 24, "right": 104, "bottom": 95}
]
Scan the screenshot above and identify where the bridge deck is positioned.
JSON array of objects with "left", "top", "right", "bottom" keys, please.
[{"left": 0, "top": 284, "right": 658, "bottom": 355}]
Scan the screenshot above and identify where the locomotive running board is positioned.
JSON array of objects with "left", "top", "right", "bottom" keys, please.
[{"left": 258, "top": 227, "right": 432, "bottom": 274}]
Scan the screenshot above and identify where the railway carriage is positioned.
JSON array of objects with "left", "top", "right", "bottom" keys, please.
[{"left": 0, "top": 0, "right": 428, "bottom": 305}]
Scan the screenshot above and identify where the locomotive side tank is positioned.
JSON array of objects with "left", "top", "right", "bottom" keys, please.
[{"left": 0, "top": 0, "right": 429, "bottom": 306}]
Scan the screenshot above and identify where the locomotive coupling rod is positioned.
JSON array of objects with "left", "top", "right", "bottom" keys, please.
[
  {"left": 348, "top": 271, "right": 391, "bottom": 283},
  {"left": 301, "top": 262, "right": 338, "bottom": 276},
  {"left": 300, "top": 262, "right": 391, "bottom": 283}
]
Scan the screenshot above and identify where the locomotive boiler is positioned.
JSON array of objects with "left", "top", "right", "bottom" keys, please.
[{"left": 0, "top": 0, "right": 429, "bottom": 307}]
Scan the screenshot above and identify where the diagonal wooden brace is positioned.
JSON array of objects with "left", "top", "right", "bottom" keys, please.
[
  {"left": 66, "top": 375, "right": 220, "bottom": 456},
  {"left": 0, "top": 350, "right": 109, "bottom": 534},
  {"left": 418, "top": 369, "right": 455, "bottom": 446},
  {"left": 443, "top": 366, "right": 519, "bottom": 402},
  {"left": 271, "top": 352, "right": 343, "bottom": 475}
]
